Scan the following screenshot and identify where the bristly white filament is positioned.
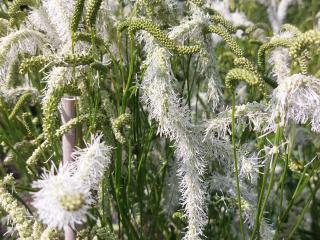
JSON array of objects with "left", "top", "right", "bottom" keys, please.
[
  {"left": 140, "top": 39, "right": 207, "bottom": 239},
  {"left": 32, "top": 134, "right": 112, "bottom": 230},
  {"left": 209, "top": 173, "right": 275, "bottom": 239},
  {"left": 71, "top": 134, "right": 113, "bottom": 189},
  {"left": 269, "top": 73, "right": 320, "bottom": 133},
  {"left": 268, "top": 31, "right": 295, "bottom": 83},
  {"left": 0, "top": 29, "right": 49, "bottom": 83},
  {"left": 42, "top": 0, "right": 75, "bottom": 47},
  {"left": 32, "top": 164, "right": 93, "bottom": 230}
]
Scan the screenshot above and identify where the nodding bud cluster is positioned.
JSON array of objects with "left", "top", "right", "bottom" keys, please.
[
  {"left": 118, "top": 19, "right": 201, "bottom": 55},
  {"left": 211, "top": 15, "right": 237, "bottom": 33},
  {"left": 189, "top": 0, "right": 203, "bottom": 7},
  {"left": 245, "top": 22, "right": 271, "bottom": 35},
  {"left": 0, "top": 179, "right": 34, "bottom": 239},
  {"left": 258, "top": 38, "right": 292, "bottom": 73},
  {"left": 205, "top": 25, "right": 243, "bottom": 57},
  {"left": 70, "top": 0, "right": 86, "bottom": 33},
  {"left": 289, "top": 30, "right": 320, "bottom": 74},
  {"left": 111, "top": 113, "right": 132, "bottom": 144},
  {"left": 225, "top": 68, "right": 260, "bottom": 90},
  {"left": 8, "top": 0, "right": 36, "bottom": 26},
  {"left": 85, "top": 0, "right": 103, "bottom": 29},
  {"left": 280, "top": 24, "right": 301, "bottom": 36},
  {"left": 19, "top": 54, "right": 94, "bottom": 74},
  {"left": 232, "top": 57, "right": 266, "bottom": 94}
]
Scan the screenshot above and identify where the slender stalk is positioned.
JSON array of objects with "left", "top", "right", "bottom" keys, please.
[
  {"left": 61, "top": 97, "right": 77, "bottom": 240},
  {"left": 287, "top": 194, "right": 312, "bottom": 239},
  {"left": 121, "top": 37, "right": 134, "bottom": 114},
  {"left": 251, "top": 123, "right": 282, "bottom": 239},
  {"left": 231, "top": 92, "right": 245, "bottom": 240}
]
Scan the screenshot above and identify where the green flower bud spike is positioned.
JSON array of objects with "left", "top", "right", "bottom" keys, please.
[
  {"left": 118, "top": 19, "right": 201, "bottom": 55},
  {"left": 205, "top": 25, "right": 243, "bottom": 57},
  {"left": 258, "top": 38, "right": 291, "bottom": 73},
  {"left": 211, "top": 15, "right": 237, "bottom": 33},
  {"left": 289, "top": 30, "right": 320, "bottom": 74},
  {"left": 71, "top": 0, "right": 86, "bottom": 33},
  {"left": 225, "top": 68, "right": 261, "bottom": 91},
  {"left": 86, "top": 0, "right": 103, "bottom": 29},
  {"left": 0, "top": 179, "right": 34, "bottom": 239}
]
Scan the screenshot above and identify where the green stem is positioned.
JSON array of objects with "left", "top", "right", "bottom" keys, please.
[
  {"left": 251, "top": 123, "right": 282, "bottom": 239},
  {"left": 121, "top": 37, "right": 134, "bottom": 114},
  {"left": 288, "top": 194, "right": 312, "bottom": 239},
  {"left": 231, "top": 92, "right": 245, "bottom": 240}
]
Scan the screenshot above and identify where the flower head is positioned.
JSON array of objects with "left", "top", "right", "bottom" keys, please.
[
  {"left": 269, "top": 74, "right": 320, "bottom": 132},
  {"left": 32, "top": 164, "right": 93, "bottom": 230},
  {"left": 71, "top": 134, "right": 113, "bottom": 189}
]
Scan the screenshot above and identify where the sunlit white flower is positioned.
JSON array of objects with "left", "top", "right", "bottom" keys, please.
[
  {"left": 71, "top": 134, "right": 113, "bottom": 189},
  {"left": 141, "top": 43, "right": 207, "bottom": 240},
  {"left": 258, "top": 0, "right": 297, "bottom": 32},
  {"left": 269, "top": 32, "right": 295, "bottom": 83},
  {"left": 0, "top": 29, "right": 48, "bottom": 82},
  {"left": 42, "top": 0, "right": 75, "bottom": 47},
  {"left": 27, "top": 8, "right": 61, "bottom": 49},
  {"left": 269, "top": 74, "right": 320, "bottom": 132},
  {"left": 32, "top": 164, "right": 93, "bottom": 230},
  {"left": 205, "top": 102, "right": 269, "bottom": 139},
  {"left": 239, "top": 152, "right": 263, "bottom": 184}
]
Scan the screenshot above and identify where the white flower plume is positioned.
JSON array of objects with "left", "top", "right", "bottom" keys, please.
[
  {"left": 141, "top": 43, "right": 207, "bottom": 240},
  {"left": 71, "top": 134, "right": 113, "bottom": 189},
  {"left": 0, "top": 29, "right": 49, "bottom": 82},
  {"left": 269, "top": 73, "right": 320, "bottom": 133},
  {"left": 32, "top": 164, "right": 93, "bottom": 230}
]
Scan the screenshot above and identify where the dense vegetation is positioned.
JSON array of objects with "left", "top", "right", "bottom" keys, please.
[{"left": 0, "top": 0, "right": 320, "bottom": 239}]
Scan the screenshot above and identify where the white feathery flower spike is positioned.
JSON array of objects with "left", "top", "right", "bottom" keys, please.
[
  {"left": 42, "top": 0, "right": 75, "bottom": 47},
  {"left": 205, "top": 102, "right": 269, "bottom": 140},
  {"left": 27, "top": 8, "right": 61, "bottom": 49},
  {"left": 269, "top": 73, "right": 320, "bottom": 133},
  {"left": 268, "top": 31, "right": 294, "bottom": 83},
  {"left": 32, "top": 164, "right": 93, "bottom": 230},
  {"left": 141, "top": 43, "right": 207, "bottom": 240},
  {"left": 0, "top": 29, "right": 48, "bottom": 82},
  {"left": 259, "top": 0, "right": 297, "bottom": 32},
  {"left": 209, "top": 173, "right": 275, "bottom": 239},
  {"left": 71, "top": 134, "right": 113, "bottom": 189}
]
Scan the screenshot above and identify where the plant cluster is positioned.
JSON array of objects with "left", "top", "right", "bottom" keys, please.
[{"left": 0, "top": 0, "right": 320, "bottom": 239}]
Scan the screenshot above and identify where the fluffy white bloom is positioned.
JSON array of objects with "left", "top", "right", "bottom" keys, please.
[
  {"left": 269, "top": 47, "right": 290, "bottom": 81},
  {"left": 269, "top": 32, "right": 295, "bottom": 83},
  {"left": 205, "top": 102, "right": 269, "bottom": 139},
  {"left": 239, "top": 152, "right": 262, "bottom": 184},
  {"left": 269, "top": 74, "right": 320, "bottom": 132},
  {"left": 168, "top": 7, "right": 210, "bottom": 41},
  {"left": 42, "top": 0, "right": 75, "bottom": 47},
  {"left": 71, "top": 134, "right": 113, "bottom": 189},
  {"left": 27, "top": 8, "right": 61, "bottom": 49},
  {"left": 169, "top": 6, "right": 222, "bottom": 112},
  {"left": 141, "top": 44, "right": 207, "bottom": 239},
  {"left": 258, "top": 0, "right": 297, "bottom": 32},
  {"left": 0, "top": 29, "right": 48, "bottom": 81},
  {"left": 32, "top": 165, "right": 93, "bottom": 230}
]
